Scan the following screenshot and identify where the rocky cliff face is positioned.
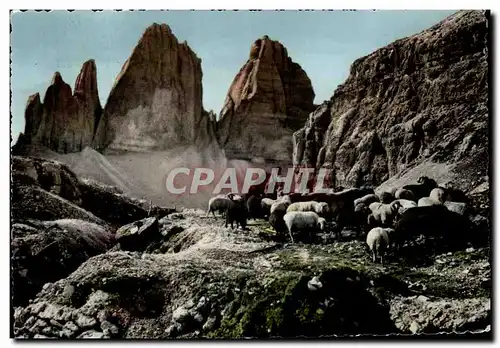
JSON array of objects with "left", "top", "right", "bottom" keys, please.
[
  {"left": 93, "top": 23, "right": 215, "bottom": 153},
  {"left": 217, "top": 36, "right": 316, "bottom": 162},
  {"left": 20, "top": 60, "right": 102, "bottom": 153},
  {"left": 293, "top": 10, "right": 489, "bottom": 189}
]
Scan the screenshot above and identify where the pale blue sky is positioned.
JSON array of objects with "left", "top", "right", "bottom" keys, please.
[{"left": 10, "top": 10, "right": 456, "bottom": 141}]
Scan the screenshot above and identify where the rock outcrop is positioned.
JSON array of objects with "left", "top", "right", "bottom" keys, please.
[
  {"left": 12, "top": 219, "right": 115, "bottom": 307},
  {"left": 217, "top": 36, "right": 316, "bottom": 162},
  {"left": 293, "top": 10, "right": 489, "bottom": 190},
  {"left": 11, "top": 155, "right": 177, "bottom": 309},
  {"left": 93, "top": 23, "right": 216, "bottom": 153},
  {"left": 20, "top": 60, "right": 102, "bottom": 153}
]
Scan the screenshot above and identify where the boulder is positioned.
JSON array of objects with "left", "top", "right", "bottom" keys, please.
[
  {"left": 11, "top": 185, "right": 104, "bottom": 225},
  {"left": 12, "top": 156, "right": 82, "bottom": 205},
  {"left": 11, "top": 219, "right": 114, "bottom": 306},
  {"left": 115, "top": 217, "right": 160, "bottom": 252}
]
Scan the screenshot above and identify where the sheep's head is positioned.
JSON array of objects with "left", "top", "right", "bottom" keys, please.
[
  {"left": 354, "top": 202, "right": 366, "bottom": 213},
  {"left": 318, "top": 218, "right": 327, "bottom": 231},
  {"left": 384, "top": 228, "right": 396, "bottom": 236},
  {"left": 319, "top": 202, "right": 330, "bottom": 215},
  {"left": 380, "top": 191, "right": 394, "bottom": 204},
  {"left": 417, "top": 176, "right": 429, "bottom": 184},
  {"left": 390, "top": 200, "right": 402, "bottom": 213}
]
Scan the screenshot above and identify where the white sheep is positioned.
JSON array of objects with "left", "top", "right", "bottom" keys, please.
[
  {"left": 394, "top": 188, "right": 416, "bottom": 201},
  {"left": 279, "top": 195, "right": 292, "bottom": 205},
  {"left": 283, "top": 211, "right": 325, "bottom": 243},
  {"left": 366, "top": 227, "right": 394, "bottom": 264},
  {"left": 444, "top": 201, "right": 469, "bottom": 216},
  {"left": 394, "top": 199, "right": 417, "bottom": 214},
  {"left": 353, "top": 194, "right": 379, "bottom": 207},
  {"left": 429, "top": 188, "right": 446, "bottom": 204},
  {"left": 260, "top": 197, "right": 277, "bottom": 217},
  {"left": 417, "top": 197, "right": 443, "bottom": 207},
  {"left": 261, "top": 198, "right": 276, "bottom": 208},
  {"left": 368, "top": 201, "right": 401, "bottom": 226},
  {"left": 207, "top": 195, "right": 233, "bottom": 217},
  {"left": 287, "top": 201, "right": 330, "bottom": 216}
]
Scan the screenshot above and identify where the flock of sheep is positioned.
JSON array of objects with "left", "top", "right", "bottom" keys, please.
[{"left": 207, "top": 176, "right": 483, "bottom": 265}]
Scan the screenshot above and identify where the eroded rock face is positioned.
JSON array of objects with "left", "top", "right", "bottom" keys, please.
[
  {"left": 293, "top": 10, "right": 489, "bottom": 189},
  {"left": 93, "top": 23, "right": 215, "bottom": 152},
  {"left": 11, "top": 219, "right": 115, "bottom": 307},
  {"left": 217, "top": 36, "right": 316, "bottom": 162},
  {"left": 21, "top": 61, "right": 102, "bottom": 153}
]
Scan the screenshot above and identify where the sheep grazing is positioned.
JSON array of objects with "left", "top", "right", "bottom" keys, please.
[
  {"left": 379, "top": 191, "right": 395, "bottom": 204},
  {"left": 283, "top": 211, "right": 325, "bottom": 243},
  {"left": 366, "top": 227, "right": 394, "bottom": 264},
  {"left": 207, "top": 195, "right": 233, "bottom": 217},
  {"left": 393, "top": 205, "right": 473, "bottom": 251},
  {"left": 444, "top": 201, "right": 469, "bottom": 216},
  {"left": 402, "top": 176, "right": 438, "bottom": 200},
  {"left": 354, "top": 194, "right": 380, "bottom": 207},
  {"left": 395, "top": 188, "right": 416, "bottom": 202},
  {"left": 429, "top": 188, "right": 446, "bottom": 204},
  {"left": 353, "top": 202, "right": 371, "bottom": 234},
  {"left": 246, "top": 195, "right": 263, "bottom": 220},
  {"left": 225, "top": 199, "right": 248, "bottom": 229},
  {"left": 269, "top": 210, "right": 287, "bottom": 235},
  {"left": 287, "top": 201, "right": 330, "bottom": 216},
  {"left": 368, "top": 200, "right": 402, "bottom": 226}
]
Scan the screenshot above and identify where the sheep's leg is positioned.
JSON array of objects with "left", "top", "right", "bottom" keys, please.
[
  {"left": 288, "top": 228, "right": 295, "bottom": 244},
  {"left": 372, "top": 249, "right": 377, "bottom": 263}
]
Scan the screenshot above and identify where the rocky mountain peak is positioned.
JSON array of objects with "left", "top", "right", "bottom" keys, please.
[
  {"left": 216, "top": 35, "right": 316, "bottom": 162},
  {"left": 74, "top": 59, "right": 99, "bottom": 100},
  {"left": 50, "top": 71, "right": 64, "bottom": 86},
  {"left": 92, "top": 22, "right": 213, "bottom": 153},
  {"left": 19, "top": 60, "right": 102, "bottom": 154}
]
